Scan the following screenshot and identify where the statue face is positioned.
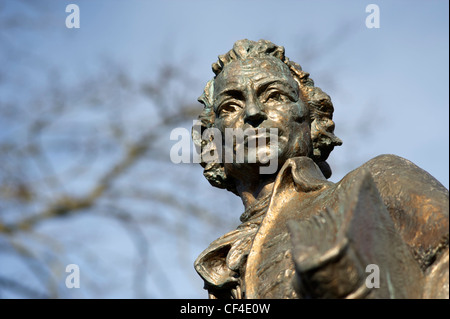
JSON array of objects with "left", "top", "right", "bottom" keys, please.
[{"left": 213, "top": 56, "right": 313, "bottom": 177}]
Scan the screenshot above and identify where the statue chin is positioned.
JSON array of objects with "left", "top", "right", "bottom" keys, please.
[{"left": 225, "top": 153, "right": 284, "bottom": 179}]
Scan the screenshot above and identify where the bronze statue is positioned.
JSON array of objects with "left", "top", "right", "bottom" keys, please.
[{"left": 192, "top": 39, "right": 449, "bottom": 299}]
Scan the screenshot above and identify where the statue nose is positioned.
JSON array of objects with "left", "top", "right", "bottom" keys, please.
[{"left": 244, "top": 103, "right": 267, "bottom": 127}]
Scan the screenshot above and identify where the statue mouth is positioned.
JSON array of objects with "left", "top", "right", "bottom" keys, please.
[
  {"left": 244, "top": 133, "right": 270, "bottom": 147},
  {"left": 242, "top": 129, "right": 279, "bottom": 148}
]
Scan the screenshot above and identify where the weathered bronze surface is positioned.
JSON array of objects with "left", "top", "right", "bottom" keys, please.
[{"left": 192, "top": 39, "right": 449, "bottom": 299}]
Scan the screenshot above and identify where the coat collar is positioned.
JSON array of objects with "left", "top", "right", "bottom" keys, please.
[{"left": 194, "top": 157, "right": 332, "bottom": 295}]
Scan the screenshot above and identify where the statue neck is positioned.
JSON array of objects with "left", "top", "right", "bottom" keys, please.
[{"left": 235, "top": 174, "right": 277, "bottom": 212}]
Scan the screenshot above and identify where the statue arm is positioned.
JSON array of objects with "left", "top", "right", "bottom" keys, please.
[{"left": 289, "top": 169, "right": 429, "bottom": 299}]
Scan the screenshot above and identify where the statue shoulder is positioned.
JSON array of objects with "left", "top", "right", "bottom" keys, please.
[
  {"left": 340, "top": 154, "right": 448, "bottom": 203},
  {"left": 340, "top": 154, "right": 449, "bottom": 270},
  {"left": 358, "top": 154, "right": 447, "bottom": 193}
]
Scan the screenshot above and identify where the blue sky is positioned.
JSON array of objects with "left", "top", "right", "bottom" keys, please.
[
  {"left": 14, "top": 0, "right": 446, "bottom": 186},
  {"left": 1, "top": 0, "right": 448, "bottom": 298}
]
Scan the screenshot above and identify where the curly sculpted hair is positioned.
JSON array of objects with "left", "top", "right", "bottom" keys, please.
[{"left": 192, "top": 39, "right": 342, "bottom": 195}]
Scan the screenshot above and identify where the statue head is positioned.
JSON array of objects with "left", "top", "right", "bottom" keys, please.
[{"left": 193, "top": 39, "right": 342, "bottom": 195}]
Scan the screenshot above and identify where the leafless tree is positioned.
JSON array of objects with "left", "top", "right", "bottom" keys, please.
[
  {"left": 0, "top": 3, "right": 378, "bottom": 298},
  {"left": 0, "top": 3, "right": 240, "bottom": 296}
]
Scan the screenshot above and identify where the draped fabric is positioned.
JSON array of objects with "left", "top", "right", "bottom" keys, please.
[{"left": 194, "top": 157, "right": 330, "bottom": 298}]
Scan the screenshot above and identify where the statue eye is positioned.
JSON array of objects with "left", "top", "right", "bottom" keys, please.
[
  {"left": 218, "top": 102, "right": 240, "bottom": 116},
  {"left": 266, "top": 91, "right": 288, "bottom": 103}
]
